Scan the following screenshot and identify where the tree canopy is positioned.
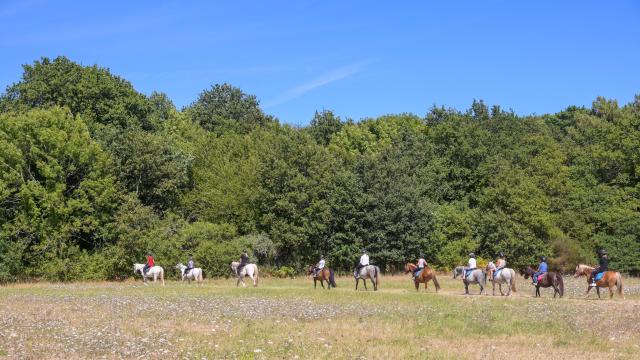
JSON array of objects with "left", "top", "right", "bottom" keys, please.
[{"left": 1, "top": 57, "right": 639, "bottom": 281}]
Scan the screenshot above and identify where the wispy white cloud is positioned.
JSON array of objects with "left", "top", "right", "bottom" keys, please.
[{"left": 264, "top": 60, "right": 374, "bottom": 108}]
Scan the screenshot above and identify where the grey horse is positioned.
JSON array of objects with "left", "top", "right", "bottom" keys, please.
[
  {"left": 354, "top": 265, "right": 381, "bottom": 291},
  {"left": 453, "top": 266, "right": 486, "bottom": 295},
  {"left": 486, "top": 262, "right": 516, "bottom": 296}
]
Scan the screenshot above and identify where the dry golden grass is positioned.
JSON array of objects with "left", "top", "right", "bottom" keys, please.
[{"left": 0, "top": 274, "right": 639, "bottom": 359}]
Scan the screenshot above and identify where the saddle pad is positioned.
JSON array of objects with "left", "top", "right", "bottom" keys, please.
[
  {"left": 494, "top": 269, "right": 503, "bottom": 277},
  {"left": 537, "top": 274, "right": 544, "bottom": 282},
  {"left": 595, "top": 272, "right": 605, "bottom": 281},
  {"left": 416, "top": 269, "right": 424, "bottom": 277}
]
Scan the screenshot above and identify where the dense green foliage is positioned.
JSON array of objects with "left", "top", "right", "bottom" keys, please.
[{"left": 1, "top": 56, "right": 639, "bottom": 281}]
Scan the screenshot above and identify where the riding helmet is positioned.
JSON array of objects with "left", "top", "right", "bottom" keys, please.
[
  {"left": 498, "top": 251, "right": 505, "bottom": 258},
  {"left": 320, "top": 255, "right": 324, "bottom": 259},
  {"left": 540, "top": 256, "right": 547, "bottom": 262},
  {"left": 597, "top": 249, "right": 607, "bottom": 257},
  {"left": 468, "top": 252, "right": 476, "bottom": 258},
  {"left": 362, "top": 249, "right": 367, "bottom": 254}
]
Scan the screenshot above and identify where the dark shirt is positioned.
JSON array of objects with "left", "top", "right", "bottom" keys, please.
[
  {"left": 240, "top": 253, "right": 249, "bottom": 264},
  {"left": 598, "top": 257, "right": 608, "bottom": 271}
]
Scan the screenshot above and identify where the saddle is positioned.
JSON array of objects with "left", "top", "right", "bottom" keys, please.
[
  {"left": 494, "top": 268, "right": 503, "bottom": 278},
  {"left": 536, "top": 274, "right": 544, "bottom": 283},
  {"left": 594, "top": 272, "right": 605, "bottom": 281},
  {"left": 415, "top": 269, "right": 424, "bottom": 278},
  {"left": 464, "top": 268, "right": 475, "bottom": 278}
]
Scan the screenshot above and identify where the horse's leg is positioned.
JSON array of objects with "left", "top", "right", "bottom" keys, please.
[
  {"left": 320, "top": 279, "right": 325, "bottom": 289},
  {"left": 355, "top": 278, "right": 359, "bottom": 291},
  {"left": 492, "top": 281, "right": 495, "bottom": 296},
  {"left": 464, "top": 282, "right": 469, "bottom": 295},
  {"left": 363, "top": 279, "right": 368, "bottom": 291},
  {"left": 314, "top": 279, "right": 317, "bottom": 289},
  {"left": 608, "top": 285, "right": 614, "bottom": 299},
  {"left": 596, "top": 286, "right": 601, "bottom": 299},
  {"left": 499, "top": 283, "right": 504, "bottom": 296}
]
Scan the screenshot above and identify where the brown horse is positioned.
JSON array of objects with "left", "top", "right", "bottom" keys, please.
[
  {"left": 307, "top": 266, "right": 337, "bottom": 289},
  {"left": 521, "top": 266, "right": 564, "bottom": 298},
  {"left": 574, "top": 264, "right": 624, "bottom": 299},
  {"left": 404, "top": 263, "right": 440, "bottom": 293}
]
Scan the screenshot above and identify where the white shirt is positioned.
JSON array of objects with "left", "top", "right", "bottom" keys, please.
[
  {"left": 360, "top": 254, "right": 369, "bottom": 266},
  {"left": 417, "top": 258, "right": 427, "bottom": 267},
  {"left": 468, "top": 258, "right": 476, "bottom": 269},
  {"left": 318, "top": 259, "right": 325, "bottom": 269}
]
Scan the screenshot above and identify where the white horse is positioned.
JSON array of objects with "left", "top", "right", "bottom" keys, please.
[
  {"left": 230, "top": 261, "right": 259, "bottom": 287},
  {"left": 486, "top": 262, "right": 517, "bottom": 296},
  {"left": 175, "top": 263, "right": 203, "bottom": 283},
  {"left": 133, "top": 263, "right": 165, "bottom": 286}
]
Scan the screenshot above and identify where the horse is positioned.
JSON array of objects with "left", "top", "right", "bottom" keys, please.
[
  {"left": 230, "top": 261, "right": 259, "bottom": 287},
  {"left": 307, "top": 266, "right": 337, "bottom": 289},
  {"left": 133, "top": 263, "right": 165, "bottom": 286},
  {"left": 520, "top": 266, "right": 563, "bottom": 298},
  {"left": 404, "top": 263, "right": 440, "bottom": 293},
  {"left": 485, "top": 262, "right": 516, "bottom": 296},
  {"left": 354, "top": 265, "right": 380, "bottom": 291},
  {"left": 453, "top": 266, "right": 486, "bottom": 295},
  {"left": 175, "top": 263, "right": 203, "bottom": 284},
  {"left": 574, "top": 264, "right": 624, "bottom": 299}
]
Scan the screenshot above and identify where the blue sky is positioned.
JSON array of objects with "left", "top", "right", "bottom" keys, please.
[{"left": 1, "top": 1, "right": 639, "bottom": 125}]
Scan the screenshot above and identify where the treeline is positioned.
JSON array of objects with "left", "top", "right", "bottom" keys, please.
[{"left": 1, "top": 56, "right": 639, "bottom": 281}]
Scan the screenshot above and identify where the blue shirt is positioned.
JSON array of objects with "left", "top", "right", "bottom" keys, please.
[{"left": 538, "top": 262, "right": 548, "bottom": 272}]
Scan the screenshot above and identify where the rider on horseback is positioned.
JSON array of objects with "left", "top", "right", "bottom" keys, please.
[
  {"left": 143, "top": 253, "right": 154, "bottom": 275},
  {"left": 414, "top": 253, "right": 427, "bottom": 279},
  {"left": 237, "top": 250, "right": 250, "bottom": 277},
  {"left": 184, "top": 255, "right": 195, "bottom": 277},
  {"left": 313, "top": 255, "right": 325, "bottom": 277},
  {"left": 355, "top": 250, "right": 369, "bottom": 278},
  {"left": 532, "top": 256, "right": 547, "bottom": 284},
  {"left": 589, "top": 249, "right": 609, "bottom": 287},
  {"left": 491, "top": 251, "right": 506, "bottom": 280},
  {"left": 463, "top": 253, "right": 477, "bottom": 278}
]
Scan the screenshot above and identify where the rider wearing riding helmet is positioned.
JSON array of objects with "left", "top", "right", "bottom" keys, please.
[
  {"left": 532, "top": 256, "right": 548, "bottom": 284},
  {"left": 355, "top": 249, "right": 369, "bottom": 277},
  {"left": 414, "top": 253, "right": 427, "bottom": 278},
  {"left": 463, "top": 253, "right": 477, "bottom": 278},
  {"left": 237, "top": 250, "right": 249, "bottom": 276},
  {"left": 589, "top": 249, "right": 609, "bottom": 287},
  {"left": 313, "top": 255, "right": 325, "bottom": 277},
  {"left": 143, "top": 253, "right": 154, "bottom": 275},
  {"left": 184, "top": 255, "right": 195, "bottom": 276}
]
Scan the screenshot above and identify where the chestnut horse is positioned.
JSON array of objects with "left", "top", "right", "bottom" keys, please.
[
  {"left": 307, "top": 266, "right": 337, "bottom": 289},
  {"left": 574, "top": 264, "right": 624, "bottom": 299},
  {"left": 521, "top": 266, "right": 564, "bottom": 298},
  {"left": 404, "top": 263, "right": 440, "bottom": 293}
]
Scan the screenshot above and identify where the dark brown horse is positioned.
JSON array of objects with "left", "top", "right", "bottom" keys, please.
[
  {"left": 574, "top": 264, "right": 624, "bottom": 299},
  {"left": 521, "top": 266, "right": 564, "bottom": 298},
  {"left": 307, "top": 266, "right": 337, "bottom": 289},
  {"left": 404, "top": 263, "right": 440, "bottom": 293}
]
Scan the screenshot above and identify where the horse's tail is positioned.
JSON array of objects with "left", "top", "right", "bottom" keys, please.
[
  {"left": 616, "top": 272, "right": 624, "bottom": 298},
  {"left": 432, "top": 273, "right": 440, "bottom": 291},
  {"left": 556, "top": 273, "right": 564, "bottom": 298},
  {"left": 510, "top": 270, "right": 517, "bottom": 293},
  {"left": 197, "top": 270, "right": 203, "bottom": 282},
  {"left": 375, "top": 266, "right": 381, "bottom": 286},
  {"left": 329, "top": 268, "right": 337, "bottom": 287},
  {"left": 254, "top": 265, "right": 259, "bottom": 286}
]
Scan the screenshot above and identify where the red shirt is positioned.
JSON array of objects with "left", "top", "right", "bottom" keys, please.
[{"left": 147, "top": 256, "right": 154, "bottom": 267}]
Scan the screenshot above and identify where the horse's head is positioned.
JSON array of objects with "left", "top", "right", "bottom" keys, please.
[
  {"left": 307, "top": 265, "right": 314, "bottom": 275},
  {"left": 404, "top": 263, "right": 416, "bottom": 274},
  {"left": 133, "top": 263, "right": 143, "bottom": 274},
  {"left": 453, "top": 266, "right": 462, "bottom": 279},
  {"left": 486, "top": 262, "right": 495, "bottom": 271},
  {"left": 574, "top": 264, "right": 590, "bottom": 278},
  {"left": 520, "top": 267, "right": 532, "bottom": 279}
]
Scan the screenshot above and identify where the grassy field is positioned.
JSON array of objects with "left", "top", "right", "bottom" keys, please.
[{"left": 1, "top": 273, "right": 639, "bottom": 359}]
